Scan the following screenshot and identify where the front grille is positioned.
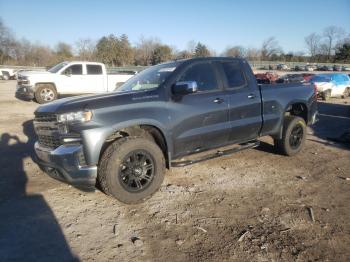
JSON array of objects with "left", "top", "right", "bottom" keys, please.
[
  {"left": 37, "top": 135, "right": 61, "bottom": 148},
  {"left": 34, "top": 113, "right": 58, "bottom": 122},
  {"left": 34, "top": 113, "right": 62, "bottom": 149}
]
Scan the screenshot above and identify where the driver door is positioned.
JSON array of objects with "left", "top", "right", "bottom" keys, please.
[
  {"left": 58, "top": 64, "right": 84, "bottom": 94},
  {"left": 169, "top": 61, "right": 230, "bottom": 158}
]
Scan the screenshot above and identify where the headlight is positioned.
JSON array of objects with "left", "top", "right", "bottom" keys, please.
[
  {"left": 58, "top": 110, "right": 93, "bottom": 123},
  {"left": 18, "top": 76, "right": 30, "bottom": 85}
]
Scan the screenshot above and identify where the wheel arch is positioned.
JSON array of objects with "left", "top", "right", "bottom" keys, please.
[
  {"left": 273, "top": 100, "right": 308, "bottom": 140},
  {"left": 94, "top": 122, "right": 172, "bottom": 169}
]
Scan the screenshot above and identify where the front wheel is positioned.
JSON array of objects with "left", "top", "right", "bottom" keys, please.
[
  {"left": 2, "top": 72, "right": 10, "bottom": 80},
  {"left": 34, "top": 84, "right": 57, "bottom": 104},
  {"left": 98, "top": 137, "right": 165, "bottom": 204},
  {"left": 274, "top": 116, "right": 307, "bottom": 156}
]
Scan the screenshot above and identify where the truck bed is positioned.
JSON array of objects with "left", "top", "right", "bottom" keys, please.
[{"left": 259, "top": 82, "right": 315, "bottom": 136}]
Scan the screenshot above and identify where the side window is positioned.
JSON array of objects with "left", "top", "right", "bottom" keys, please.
[
  {"left": 87, "top": 65, "right": 103, "bottom": 75},
  {"left": 63, "top": 64, "right": 82, "bottom": 75},
  {"left": 221, "top": 62, "right": 246, "bottom": 88},
  {"left": 179, "top": 62, "right": 218, "bottom": 92}
]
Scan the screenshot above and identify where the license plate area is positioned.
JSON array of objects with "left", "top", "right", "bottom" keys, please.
[{"left": 36, "top": 147, "right": 51, "bottom": 162}]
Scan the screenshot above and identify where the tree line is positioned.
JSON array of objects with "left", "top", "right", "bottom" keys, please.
[{"left": 0, "top": 18, "right": 349, "bottom": 67}]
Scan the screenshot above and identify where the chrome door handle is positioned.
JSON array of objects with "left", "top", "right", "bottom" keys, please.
[
  {"left": 247, "top": 94, "right": 256, "bottom": 99},
  {"left": 213, "top": 98, "right": 224, "bottom": 104}
]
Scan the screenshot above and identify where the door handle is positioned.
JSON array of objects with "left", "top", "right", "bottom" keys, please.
[
  {"left": 213, "top": 98, "right": 224, "bottom": 104},
  {"left": 247, "top": 94, "right": 256, "bottom": 99}
]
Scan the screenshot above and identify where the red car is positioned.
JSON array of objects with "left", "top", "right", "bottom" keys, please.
[
  {"left": 255, "top": 72, "right": 279, "bottom": 84},
  {"left": 302, "top": 73, "right": 315, "bottom": 82}
]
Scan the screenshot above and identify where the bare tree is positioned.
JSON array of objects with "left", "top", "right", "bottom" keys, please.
[
  {"left": 175, "top": 50, "right": 192, "bottom": 59},
  {"left": 186, "top": 40, "right": 197, "bottom": 55},
  {"left": 223, "top": 45, "right": 247, "bottom": 58},
  {"left": 0, "top": 18, "right": 16, "bottom": 64},
  {"left": 260, "top": 37, "right": 282, "bottom": 60},
  {"left": 75, "top": 38, "right": 96, "bottom": 60},
  {"left": 246, "top": 48, "right": 261, "bottom": 61},
  {"left": 304, "top": 33, "right": 321, "bottom": 60},
  {"left": 323, "top": 26, "right": 345, "bottom": 60},
  {"left": 151, "top": 44, "right": 173, "bottom": 65},
  {"left": 134, "top": 36, "right": 161, "bottom": 65},
  {"left": 194, "top": 42, "right": 211, "bottom": 57},
  {"left": 55, "top": 42, "right": 73, "bottom": 61}
]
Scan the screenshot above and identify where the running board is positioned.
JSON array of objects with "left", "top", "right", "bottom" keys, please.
[{"left": 171, "top": 140, "right": 260, "bottom": 167}]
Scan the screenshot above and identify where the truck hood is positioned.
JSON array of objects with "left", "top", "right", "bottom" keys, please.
[
  {"left": 19, "top": 70, "right": 51, "bottom": 77},
  {"left": 35, "top": 91, "right": 142, "bottom": 114}
]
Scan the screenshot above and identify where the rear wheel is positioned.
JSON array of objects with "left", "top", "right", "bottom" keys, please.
[
  {"left": 342, "top": 87, "right": 350, "bottom": 98},
  {"left": 274, "top": 116, "right": 306, "bottom": 156},
  {"left": 34, "top": 84, "right": 57, "bottom": 104},
  {"left": 98, "top": 137, "right": 165, "bottom": 204}
]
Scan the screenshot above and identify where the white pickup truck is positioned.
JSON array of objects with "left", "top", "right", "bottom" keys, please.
[
  {"left": 15, "top": 61, "right": 136, "bottom": 103},
  {"left": 0, "top": 68, "right": 17, "bottom": 80}
]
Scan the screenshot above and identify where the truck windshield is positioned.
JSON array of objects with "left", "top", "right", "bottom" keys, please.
[
  {"left": 48, "top": 62, "right": 68, "bottom": 73},
  {"left": 116, "top": 61, "right": 180, "bottom": 92}
]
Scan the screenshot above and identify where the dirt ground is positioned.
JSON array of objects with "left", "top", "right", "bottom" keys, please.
[{"left": 0, "top": 80, "right": 349, "bottom": 262}]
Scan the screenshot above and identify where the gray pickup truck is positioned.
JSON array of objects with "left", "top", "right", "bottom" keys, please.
[{"left": 34, "top": 57, "right": 318, "bottom": 203}]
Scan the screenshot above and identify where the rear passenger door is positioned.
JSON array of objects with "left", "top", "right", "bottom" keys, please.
[
  {"left": 170, "top": 61, "right": 230, "bottom": 157},
  {"left": 84, "top": 64, "right": 105, "bottom": 93},
  {"left": 219, "top": 60, "right": 262, "bottom": 143}
]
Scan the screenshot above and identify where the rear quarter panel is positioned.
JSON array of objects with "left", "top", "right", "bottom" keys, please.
[{"left": 260, "top": 83, "right": 315, "bottom": 137}]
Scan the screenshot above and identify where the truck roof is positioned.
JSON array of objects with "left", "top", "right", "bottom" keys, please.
[
  {"left": 174, "top": 57, "right": 245, "bottom": 63},
  {"left": 63, "top": 61, "right": 105, "bottom": 66}
]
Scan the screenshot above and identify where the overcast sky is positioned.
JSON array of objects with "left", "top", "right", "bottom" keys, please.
[{"left": 1, "top": 0, "right": 349, "bottom": 54}]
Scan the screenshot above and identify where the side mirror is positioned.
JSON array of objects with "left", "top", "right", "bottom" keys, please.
[
  {"left": 172, "top": 81, "right": 198, "bottom": 95},
  {"left": 63, "top": 70, "right": 71, "bottom": 77}
]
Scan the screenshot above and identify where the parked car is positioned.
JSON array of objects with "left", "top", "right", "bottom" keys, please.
[
  {"left": 305, "top": 65, "right": 315, "bottom": 72},
  {"left": 318, "top": 65, "right": 333, "bottom": 71},
  {"left": 302, "top": 73, "right": 315, "bottom": 82},
  {"left": 255, "top": 72, "right": 279, "bottom": 84},
  {"left": 276, "top": 74, "right": 305, "bottom": 83},
  {"left": 294, "top": 65, "right": 305, "bottom": 71},
  {"left": 333, "top": 65, "right": 342, "bottom": 71},
  {"left": 276, "top": 64, "right": 289, "bottom": 71},
  {"left": 15, "top": 61, "right": 136, "bottom": 104},
  {"left": 342, "top": 66, "right": 350, "bottom": 71},
  {"left": 0, "top": 68, "right": 17, "bottom": 80},
  {"left": 310, "top": 73, "right": 350, "bottom": 100},
  {"left": 33, "top": 57, "right": 318, "bottom": 204}
]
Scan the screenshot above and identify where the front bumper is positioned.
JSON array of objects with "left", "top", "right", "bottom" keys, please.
[
  {"left": 34, "top": 142, "right": 97, "bottom": 188},
  {"left": 15, "top": 85, "right": 34, "bottom": 100}
]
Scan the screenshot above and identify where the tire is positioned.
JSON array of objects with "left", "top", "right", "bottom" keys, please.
[
  {"left": 322, "top": 90, "right": 331, "bottom": 101},
  {"left": 274, "top": 116, "right": 307, "bottom": 156},
  {"left": 2, "top": 72, "right": 10, "bottom": 80},
  {"left": 342, "top": 87, "right": 350, "bottom": 98},
  {"left": 34, "top": 84, "right": 57, "bottom": 104},
  {"left": 98, "top": 137, "right": 165, "bottom": 204}
]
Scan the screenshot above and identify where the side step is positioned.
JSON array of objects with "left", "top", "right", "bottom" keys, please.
[{"left": 171, "top": 140, "right": 260, "bottom": 167}]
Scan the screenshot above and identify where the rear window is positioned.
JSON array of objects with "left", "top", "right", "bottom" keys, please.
[
  {"left": 87, "top": 65, "right": 103, "bottom": 75},
  {"left": 221, "top": 62, "right": 246, "bottom": 88}
]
